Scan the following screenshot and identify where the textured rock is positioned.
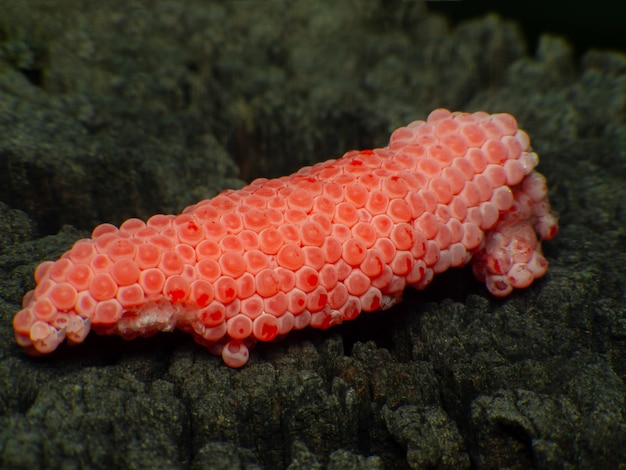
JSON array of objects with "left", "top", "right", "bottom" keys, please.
[{"left": 1, "top": 1, "right": 624, "bottom": 468}]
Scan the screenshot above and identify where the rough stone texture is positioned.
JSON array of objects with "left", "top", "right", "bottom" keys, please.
[{"left": 0, "top": 1, "right": 624, "bottom": 469}]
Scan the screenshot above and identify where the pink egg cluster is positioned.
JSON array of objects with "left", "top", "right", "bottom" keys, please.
[{"left": 13, "top": 109, "right": 558, "bottom": 367}]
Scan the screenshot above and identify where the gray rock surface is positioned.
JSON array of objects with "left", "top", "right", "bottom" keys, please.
[{"left": 1, "top": 1, "right": 624, "bottom": 468}]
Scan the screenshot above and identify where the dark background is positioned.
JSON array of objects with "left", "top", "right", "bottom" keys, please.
[{"left": 428, "top": 0, "right": 626, "bottom": 56}]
